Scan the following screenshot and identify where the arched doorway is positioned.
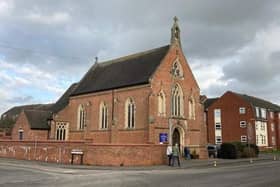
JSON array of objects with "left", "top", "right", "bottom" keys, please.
[{"left": 172, "top": 128, "right": 180, "bottom": 146}]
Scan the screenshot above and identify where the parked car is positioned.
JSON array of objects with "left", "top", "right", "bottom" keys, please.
[{"left": 207, "top": 144, "right": 220, "bottom": 158}]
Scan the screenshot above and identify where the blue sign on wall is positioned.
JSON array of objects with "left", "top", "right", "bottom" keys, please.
[{"left": 159, "top": 133, "right": 168, "bottom": 143}]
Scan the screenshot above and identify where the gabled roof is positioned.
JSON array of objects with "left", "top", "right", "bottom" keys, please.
[
  {"left": 72, "top": 45, "right": 170, "bottom": 96},
  {"left": 235, "top": 92, "right": 280, "bottom": 112},
  {"left": 1, "top": 104, "right": 53, "bottom": 118},
  {"left": 204, "top": 98, "right": 219, "bottom": 109},
  {"left": 50, "top": 83, "right": 78, "bottom": 113},
  {"left": 0, "top": 104, "right": 53, "bottom": 128},
  {"left": 24, "top": 110, "right": 52, "bottom": 130}
]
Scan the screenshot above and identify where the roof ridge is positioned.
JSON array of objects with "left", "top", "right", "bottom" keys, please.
[
  {"left": 98, "top": 45, "right": 170, "bottom": 67},
  {"left": 232, "top": 91, "right": 280, "bottom": 110}
]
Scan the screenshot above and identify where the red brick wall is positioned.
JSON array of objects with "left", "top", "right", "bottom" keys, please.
[
  {"left": 0, "top": 140, "right": 167, "bottom": 166},
  {"left": 11, "top": 112, "right": 49, "bottom": 141},
  {"left": 149, "top": 45, "right": 207, "bottom": 158},
  {"left": 207, "top": 91, "right": 255, "bottom": 144},
  {"left": 45, "top": 44, "right": 207, "bottom": 159}
]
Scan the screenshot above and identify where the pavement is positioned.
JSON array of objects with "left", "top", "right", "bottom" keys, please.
[{"left": 0, "top": 153, "right": 278, "bottom": 172}]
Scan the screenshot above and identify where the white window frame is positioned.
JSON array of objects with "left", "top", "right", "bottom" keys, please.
[
  {"left": 240, "top": 121, "right": 247, "bottom": 128},
  {"left": 56, "top": 122, "right": 68, "bottom": 141},
  {"left": 77, "top": 104, "right": 86, "bottom": 130},
  {"left": 215, "top": 136, "right": 222, "bottom": 144},
  {"left": 99, "top": 102, "right": 108, "bottom": 129},
  {"left": 255, "top": 107, "right": 260, "bottom": 118},
  {"left": 171, "top": 84, "right": 184, "bottom": 117},
  {"left": 241, "top": 135, "right": 247, "bottom": 142},
  {"left": 261, "top": 108, "right": 267, "bottom": 119},
  {"left": 125, "top": 98, "right": 136, "bottom": 129},
  {"left": 239, "top": 107, "right": 246, "bottom": 114},
  {"left": 215, "top": 123, "right": 221, "bottom": 129},
  {"left": 214, "top": 109, "right": 221, "bottom": 122}
]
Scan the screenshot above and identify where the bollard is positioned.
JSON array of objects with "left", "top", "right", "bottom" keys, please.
[
  {"left": 273, "top": 155, "right": 277, "bottom": 161},
  {"left": 214, "top": 160, "right": 217, "bottom": 167},
  {"left": 249, "top": 158, "right": 253, "bottom": 164}
]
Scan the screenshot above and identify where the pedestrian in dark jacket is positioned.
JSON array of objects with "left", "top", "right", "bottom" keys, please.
[{"left": 172, "top": 143, "right": 180, "bottom": 167}]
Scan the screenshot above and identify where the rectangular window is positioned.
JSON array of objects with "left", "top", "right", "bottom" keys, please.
[
  {"left": 255, "top": 107, "right": 260, "bottom": 118},
  {"left": 215, "top": 123, "right": 221, "bottom": 129},
  {"left": 215, "top": 136, "right": 222, "bottom": 144},
  {"left": 261, "top": 135, "right": 266, "bottom": 144},
  {"left": 241, "top": 135, "right": 247, "bottom": 142},
  {"left": 261, "top": 108, "right": 267, "bottom": 119},
  {"left": 214, "top": 109, "right": 221, "bottom": 123},
  {"left": 261, "top": 123, "right": 265, "bottom": 130},
  {"left": 239, "top": 107, "right": 246, "bottom": 114},
  {"left": 256, "top": 135, "right": 259, "bottom": 145},
  {"left": 240, "top": 121, "right": 247, "bottom": 128}
]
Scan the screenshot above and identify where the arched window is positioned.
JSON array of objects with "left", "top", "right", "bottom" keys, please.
[
  {"left": 158, "top": 91, "right": 166, "bottom": 116},
  {"left": 172, "top": 84, "right": 184, "bottom": 117},
  {"left": 77, "top": 104, "right": 86, "bottom": 130},
  {"left": 99, "top": 102, "right": 108, "bottom": 129},
  {"left": 189, "top": 97, "right": 195, "bottom": 119},
  {"left": 125, "top": 98, "right": 135, "bottom": 128},
  {"left": 172, "top": 61, "right": 183, "bottom": 78},
  {"left": 56, "top": 122, "right": 68, "bottom": 140}
]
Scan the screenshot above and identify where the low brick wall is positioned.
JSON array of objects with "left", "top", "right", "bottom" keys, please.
[{"left": 0, "top": 140, "right": 167, "bottom": 166}]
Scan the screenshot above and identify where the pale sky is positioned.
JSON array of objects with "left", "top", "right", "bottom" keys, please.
[{"left": 0, "top": 0, "right": 280, "bottom": 114}]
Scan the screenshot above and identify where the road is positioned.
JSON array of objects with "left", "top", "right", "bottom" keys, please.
[{"left": 0, "top": 160, "right": 280, "bottom": 187}]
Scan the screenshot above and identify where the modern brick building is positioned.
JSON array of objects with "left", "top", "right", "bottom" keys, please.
[
  {"left": 205, "top": 91, "right": 280, "bottom": 149},
  {"left": 1, "top": 18, "right": 207, "bottom": 165}
]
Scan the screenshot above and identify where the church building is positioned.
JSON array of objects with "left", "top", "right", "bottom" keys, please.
[{"left": 5, "top": 18, "right": 207, "bottom": 165}]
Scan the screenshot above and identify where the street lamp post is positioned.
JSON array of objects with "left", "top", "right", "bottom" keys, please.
[{"left": 247, "top": 121, "right": 253, "bottom": 163}]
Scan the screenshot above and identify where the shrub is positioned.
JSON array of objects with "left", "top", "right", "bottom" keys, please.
[
  {"left": 220, "top": 142, "right": 259, "bottom": 159},
  {"left": 220, "top": 143, "right": 238, "bottom": 159}
]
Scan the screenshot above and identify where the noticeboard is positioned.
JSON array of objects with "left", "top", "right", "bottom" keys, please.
[{"left": 159, "top": 133, "right": 168, "bottom": 143}]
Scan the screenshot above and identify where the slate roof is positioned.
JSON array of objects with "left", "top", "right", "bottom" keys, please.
[
  {"left": 204, "top": 98, "right": 219, "bottom": 109},
  {"left": 24, "top": 110, "right": 52, "bottom": 130},
  {"left": 72, "top": 45, "right": 170, "bottom": 96},
  {"left": 0, "top": 104, "right": 53, "bottom": 128},
  {"left": 50, "top": 83, "right": 78, "bottom": 113},
  {"left": 235, "top": 92, "right": 280, "bottom": 112},
  {"left": 1, "top": 104, "right": 53, "bottom": 118}
]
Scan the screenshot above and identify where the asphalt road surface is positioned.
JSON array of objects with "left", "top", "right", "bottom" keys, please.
[{"left": 0, "top": 160, "right": 279, "bottom": 187}]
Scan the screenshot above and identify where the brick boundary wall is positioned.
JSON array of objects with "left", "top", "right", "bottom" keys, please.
[{"left": 0, "top": 140, "right": 167, "bottom": 166}]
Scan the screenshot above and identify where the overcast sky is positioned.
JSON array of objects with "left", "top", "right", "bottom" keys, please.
[{"left": 0, "top": 0, "right": 280, "bottom": 114}]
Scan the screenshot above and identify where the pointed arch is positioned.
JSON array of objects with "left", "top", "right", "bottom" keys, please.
[
  {"left": 99, "top": 101, "right": 108, "bottom": 129},
  {"left": 172, "top": 84, "right": 184, "bottom": 117},
  {"left": 125, "top": 97, "right": 135, "bottom": 129},
  {"left": 158, "top": 90, "right": 166, "bottom": 116},
  {"left": 77, "top": 104, "right": 86, "bottom": 130}
]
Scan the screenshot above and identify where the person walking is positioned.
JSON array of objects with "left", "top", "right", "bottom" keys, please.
[
  {"left": 166, "top": 144, "right": 173, "bottom": 166},
  {"left": 172, "top": 143, "right": 181, "bottom": 167}
]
